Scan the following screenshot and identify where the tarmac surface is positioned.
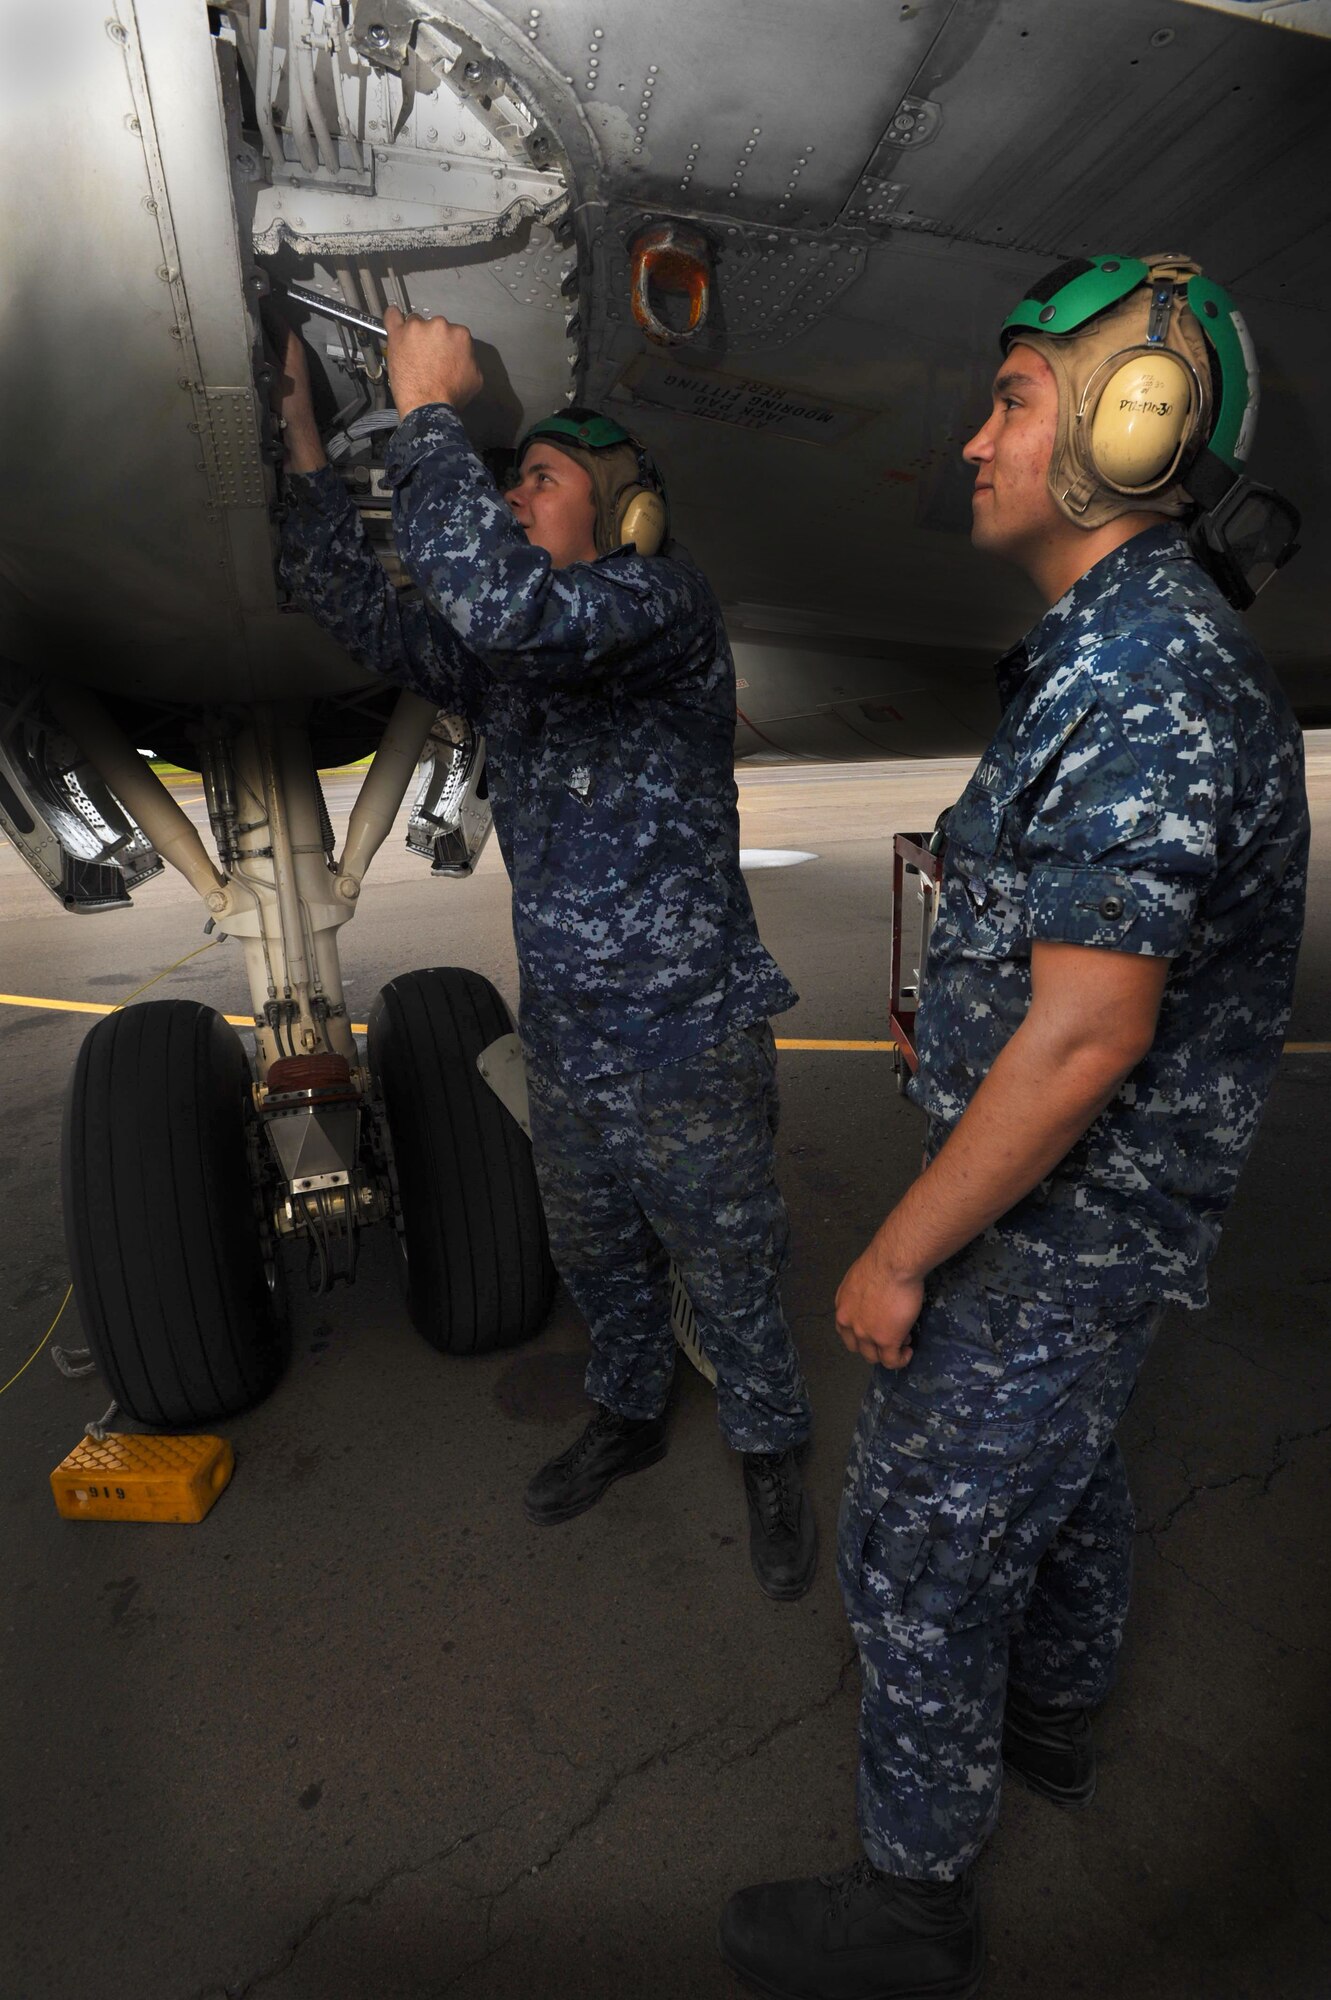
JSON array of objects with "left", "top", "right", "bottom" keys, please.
[{"left": 3, "top": 749, "right": 1330, "bottom": 2000}]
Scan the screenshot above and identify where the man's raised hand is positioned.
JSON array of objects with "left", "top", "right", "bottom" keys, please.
[{"left": 385, "top": 305, "right": 484, "bottom": 418}]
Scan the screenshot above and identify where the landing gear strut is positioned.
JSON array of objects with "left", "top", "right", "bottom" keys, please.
[{"left": 52, "top": 685, "right": 552, "bottom": 1426}]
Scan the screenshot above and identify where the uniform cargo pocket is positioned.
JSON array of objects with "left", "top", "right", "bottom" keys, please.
[{"left": 849, "top": 1457, "right": 1018, "bottom": 1634}]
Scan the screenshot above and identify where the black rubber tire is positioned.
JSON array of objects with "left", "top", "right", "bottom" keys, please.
[
  {"left": 367, "top": 967, "right": 555, "bottom": 1354},
  {"left": 61, "top": 1000, "right": 287, "bottom": 1427}
]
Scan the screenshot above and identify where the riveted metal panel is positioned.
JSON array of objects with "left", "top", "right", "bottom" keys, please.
[
  {"left": 196, "top": 387, "right": 267, "bottom": 508},
  {"left": 490, "top": 0, "right": 942, "bottom": 227},
  {"left": 831, "top": 0, "right": 1331, "bottom": 311}
]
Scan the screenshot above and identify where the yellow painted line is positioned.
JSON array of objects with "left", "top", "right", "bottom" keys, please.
[
  {"left": 0, "top": 994, "right": 1328, "bottom": 1056},
  {"left": 776, "top": 1037, "right": 898, "bottom": 1051},
  {"left": 0, "top": 992, "right": 370, "bottom": 1033},
  {"left": 0, "top": 993, "right": 117, "bottom": 1019}
]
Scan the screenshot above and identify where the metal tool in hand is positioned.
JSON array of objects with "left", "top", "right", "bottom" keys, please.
[{"left": 281, "top": 281, "right": 390, "bottom": 344}]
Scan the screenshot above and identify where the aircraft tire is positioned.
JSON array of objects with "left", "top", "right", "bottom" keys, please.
[
  {"left": 61, "top": 1000, "right": 287, "bottom": 1427},
  {"left": 367, "top": 967, "right": 555, "bottom": 1355}
]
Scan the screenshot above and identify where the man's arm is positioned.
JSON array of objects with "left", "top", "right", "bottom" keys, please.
[
  {"left": 273, "top": 328, "right": 480, "bottom": 718},
  {"left": 277, "top": 326, "right": 328, "bottom": 476},
  {"left": 382, "top": 310, "right": 713, "bottom": 689},
  {"left": 835, "top": 941, "right": 1169, "bottom": 1367}
]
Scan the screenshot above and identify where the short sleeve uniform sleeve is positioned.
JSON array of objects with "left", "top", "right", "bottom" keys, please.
[{"left": 1021, "top": 677, "right": 1223, "bottom": 958}]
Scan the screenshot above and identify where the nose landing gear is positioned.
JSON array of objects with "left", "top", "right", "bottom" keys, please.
[{"left": 55, "top": 688, "right": 555, "bottom": 1427}]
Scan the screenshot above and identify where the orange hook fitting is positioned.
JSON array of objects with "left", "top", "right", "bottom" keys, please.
[{"left": 629, "top": 222, "right": 713, "bottom": 346}]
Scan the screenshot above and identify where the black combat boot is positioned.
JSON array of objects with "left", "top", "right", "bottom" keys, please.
[
  {"left": 1001, "top": 1684, "right": 1096, "bottom": 1808},
  {"left": 523, "top": 1404, "right": 667, "bottom": 1525},
  {"left": 719, "top": 1857, "right": 984, "bottom": 2000},
  {"left": 742, "top": 1448, "right": 817, "bottom": 1600}
]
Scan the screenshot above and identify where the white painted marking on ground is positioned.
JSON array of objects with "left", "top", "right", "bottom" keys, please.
[{"left": 739, "top": 848, "right": 818, "bottom": 869}]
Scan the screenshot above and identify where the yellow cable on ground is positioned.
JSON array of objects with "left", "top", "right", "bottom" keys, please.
[
  {"left": 110, "top": 938, "right": 219, "bottom": 1007},
  {"left": 0, "top": 1285, "right": 72, "bottom": 1398}
]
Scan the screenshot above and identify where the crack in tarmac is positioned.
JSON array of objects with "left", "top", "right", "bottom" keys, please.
[
  {"left": 1143, "top": 1537, "right": 1331, "bottom": 1660},
  {"left": 713, "top": 1646, "right": 858, "bottom": 1769},
  {"left": 1198, "top": 1328, "right": 1329, "bottom": 1391},
  {"left": 208, "top": 1651, "right": 858, "bottom": 2000},
  {"left": 1137, "top": 1415, "right": 1331, "bottom": 1540},
  {"left": 434, "top": 1716, "right": 736, "bottom": 1996},
  {"left": 197, "top": 1408, "right": 1331, "bottom": 1998},
  {"left": 437, "top": 1653, "right": 860, "bottom": 1994},
  {"left": 194, "top": 1801, "right": 535, "bottom": 2000}
]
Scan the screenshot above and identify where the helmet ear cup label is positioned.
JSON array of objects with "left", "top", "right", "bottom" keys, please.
[{"left": 1090, "top": 354, "right": 1194, "bottom": 488}]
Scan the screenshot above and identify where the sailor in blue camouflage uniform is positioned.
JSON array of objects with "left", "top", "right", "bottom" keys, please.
[
  {"left": 721, "top": 256, "right": 1308, "bottom": 1995},
  {"left": 274, "top": 310, "right": 817, "bottom": 1600}
]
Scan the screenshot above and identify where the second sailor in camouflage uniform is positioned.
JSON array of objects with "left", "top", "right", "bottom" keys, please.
[
  {"left": 275, "top": 312, "right": 816, "bottom": 1599},
  {"left": 721, "top": 256, "right": 1308, "bottom": 1996}
]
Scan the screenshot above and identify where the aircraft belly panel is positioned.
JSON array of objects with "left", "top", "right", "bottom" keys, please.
[
  {"left": 582, "top": 227, "right": 1048, "bottom": 658},
  {"left": 855, "top": 0, "right": 1331, "bottom": 300},
  {"left": 2, "top": 0, "right": 581, "bottom": 708},
  {"left": 2, "top": 0, "right": 1325, "bottom": 740},
  {"left": 3, "top": 1, "right": 267, "bottom": 700}
]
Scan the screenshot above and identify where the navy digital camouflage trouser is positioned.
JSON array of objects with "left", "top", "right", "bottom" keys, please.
[
  {"left": 525, "top": 1022, "right": 812, "bottom": 1454},
  {"left": 837, "top": 1274, "right": 1162, "bottom": 1879}
]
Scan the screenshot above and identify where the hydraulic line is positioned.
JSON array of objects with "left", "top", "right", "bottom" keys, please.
[
  {"left": 283, "top": 8, "right": 320, "bottom": 175},
  {"left": 253, "top": 5, "right": 282, "bottom": 172},
  {"left": 293, "top": 0, "right": 339, "bottom": 174}
]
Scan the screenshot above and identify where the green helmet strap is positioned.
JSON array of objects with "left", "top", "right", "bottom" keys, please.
[
  {"left": 1002, "top": 255, "right": 1150, "bottom": 341},
  {"left": 1184, "top": 274, "right": 1259, "bottom": 472}
]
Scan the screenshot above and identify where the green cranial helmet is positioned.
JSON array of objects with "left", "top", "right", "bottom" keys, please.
[
  {"left": 1002, "top": 253, "right": 1260, "bottom": 476},
  {"left": 517, "top": 407, "right": 639, "bottom": 455},
  {"left": 513, "top": 406, "right": 669, "bottom": 556},
  {"left": 998, "top": 253, "right": 1296, "bottom": 606}
]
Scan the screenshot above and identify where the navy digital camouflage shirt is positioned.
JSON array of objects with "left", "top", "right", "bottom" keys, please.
[
  {"left": 279, "top": 404, "right": 795, "bottom": 1080},
  {"left": 915, "top": 524, "right": 1308, "bottom": 1310}
]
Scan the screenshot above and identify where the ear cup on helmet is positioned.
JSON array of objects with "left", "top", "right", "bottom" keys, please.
[
  {"left": 617, "top": 486, "right": 667, "bottom": 556},
  {"left": 1087, "top": 351, "right": 1196, "bottom": 490}
]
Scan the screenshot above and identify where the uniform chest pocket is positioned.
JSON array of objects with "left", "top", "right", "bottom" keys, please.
[
  {"left": 942, "top": 782, "right": 1029, "bottom": 961},
  {"left": 942, "top": 692, "right": 1097, "bottom": 960}
]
